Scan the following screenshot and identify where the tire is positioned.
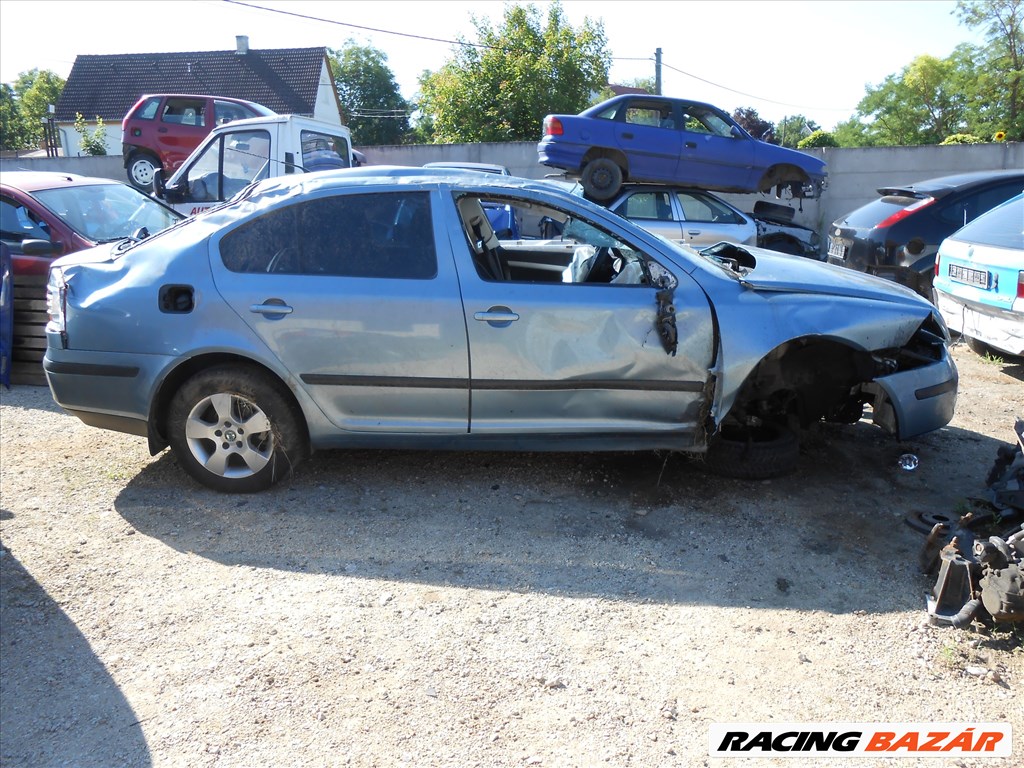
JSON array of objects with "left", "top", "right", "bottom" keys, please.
[
  {"left": 167, "top": 364, "right": 307, "bottom": 493},
  {"left": 965, "top": 335, "right": 993, "bottom": 357},
  {"left": 580, "top": 158, "right": 623, "bottom": 201},
  {"left": 704, "top": 422, "right": 800, "bottom": 480},
  {"left": 127, "top": 154, "right": 161, "bottom": 190}
]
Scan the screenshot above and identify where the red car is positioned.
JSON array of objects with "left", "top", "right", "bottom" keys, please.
[
  {"left": 121, "top": 94, "right": 276, "bottom": 189},
  {"left": 0, "top": 171, "right": 183, "bottom": 276}
]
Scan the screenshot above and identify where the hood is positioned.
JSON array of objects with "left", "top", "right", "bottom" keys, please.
[{"left": 702, "top": 243, "right": 930, "bottom": 309}]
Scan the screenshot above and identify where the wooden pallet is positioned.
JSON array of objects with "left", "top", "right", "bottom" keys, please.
[{"left": 10, "top": 274, "right": 48, "bottom": 387}]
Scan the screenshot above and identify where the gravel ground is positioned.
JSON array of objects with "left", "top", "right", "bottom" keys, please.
[{"left": 1, "top": 342, "right": 1023, "bottom": 768}]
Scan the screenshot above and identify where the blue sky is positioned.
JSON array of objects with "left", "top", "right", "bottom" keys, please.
[{"left": 0, "top": 0, "right": 985, "bottom": 130}]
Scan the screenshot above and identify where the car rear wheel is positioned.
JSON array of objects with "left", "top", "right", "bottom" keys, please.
[
  {"left": 704, "top": 422, "right": 800, "bottom": 480},
  {"left": 580, "top": 158, "right": 623, "bottom": 201},
  {"left": 127, "top": 154, "right": 161, "bottom": 190},
  {"left": 168, "top": 365, "right": 307, "bottom": 493}
]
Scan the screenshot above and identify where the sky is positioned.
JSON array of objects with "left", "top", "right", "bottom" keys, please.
[{"left": 0, "top": 0, "right": 987, "bottom": 131}]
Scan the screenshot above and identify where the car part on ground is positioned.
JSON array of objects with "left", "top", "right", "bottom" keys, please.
[
  {"left": 827, "top": 170, "right": 1024, "bottom": 299},
  {"left": 538, "top": 94, "right": 827, "bottom": 202},
  {"left": 44, "top": 168, "right": 956, "bottom": 492},
  {"left": 932, "top": 193, "right": 1024, "bottom": 359},
  {"left": 917, "top": 418, "right": 1024, "bottom": 626}
]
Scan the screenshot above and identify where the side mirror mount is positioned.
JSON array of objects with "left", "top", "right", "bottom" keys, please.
[
  {"left": 20, "top": 239, "right": 61, "bottom": 256},
  {"left": 152, "top": 168, "right": 166, "bottom": 198}
]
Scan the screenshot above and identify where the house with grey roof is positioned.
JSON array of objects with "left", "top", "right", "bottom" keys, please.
[{"left": 54, "top": 36, "right": 343, "bottom": 157}]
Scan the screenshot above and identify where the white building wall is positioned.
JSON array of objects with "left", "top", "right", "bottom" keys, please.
[{"left": 314, "top": 61, "right": 343, "bottom": 125}]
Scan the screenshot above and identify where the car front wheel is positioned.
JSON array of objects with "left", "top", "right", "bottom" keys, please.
[
  {"left": 168, "top": 365, "right": 307, "bottom": 493},
  {"left": 580, "top": 158, "right": 623, "bottom": 201},
  {"left": 704, "top": 422, "right": 800, "bottom": 480},
  {"left": 127, "top": 154, "right": 161, "bottom": 190}
]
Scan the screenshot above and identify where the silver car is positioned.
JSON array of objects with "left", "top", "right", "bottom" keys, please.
[{"left": 44, "top": 167, "right": 958, "bottom": 492}]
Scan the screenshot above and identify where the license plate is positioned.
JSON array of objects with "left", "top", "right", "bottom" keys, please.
[
  {"left": 827, "top": 238, "right": 845, "bottom": 260},
  {"left": 948, "top": 263, "right": 990, "bottom": 288}
]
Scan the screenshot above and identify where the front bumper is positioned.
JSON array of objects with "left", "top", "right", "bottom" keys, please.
[
  {"left": 934, "top": 291, "right": 1024, "bottom": 357},
  {"left": 869, "top": 354, "right": 958, "bottom": 441}
]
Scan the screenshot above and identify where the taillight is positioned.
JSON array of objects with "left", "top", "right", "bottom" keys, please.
[
  {"left": 543, "top": 116, "right": 563, "bottom": 137},
  {"left": 1017, "top": 271, "right": 1024, "bottom": 299},
  {"left": 876, "top": 196, "right": 936, "bottom": 229}
]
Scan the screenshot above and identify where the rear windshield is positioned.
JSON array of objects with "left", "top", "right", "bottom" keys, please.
[
  {"left": 840, "top": 194, "right": 920, "bottom": 228},
  {"left": 946, "top": 195, "right": 1023, "bottom": 249}
]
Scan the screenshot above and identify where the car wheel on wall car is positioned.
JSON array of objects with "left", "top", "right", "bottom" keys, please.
[
  {"left": 704, "top": 422, "right": 800, "bottom": 480},
  {"left": 168, "top": 364, "right": 308, "bottom": 493},
  {"left": 580, "top": 158, "right": 623, "bottom": 201},
  {"left": 127, "top": 154, "right": 161, "bottom": 190}
]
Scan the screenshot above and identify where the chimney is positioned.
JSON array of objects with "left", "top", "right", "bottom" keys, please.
[{"left": 236, "top": 35, "right": 249, "bottom": 55}]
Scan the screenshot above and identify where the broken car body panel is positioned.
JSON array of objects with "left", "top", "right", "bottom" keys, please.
[{"left": 44, "top": 169, "right": 955, "bottom": 488}]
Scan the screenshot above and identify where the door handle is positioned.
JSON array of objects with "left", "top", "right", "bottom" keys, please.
[
  {"left": 474, "top": 306, "right": 519, "bottom": 327},
  {"left": 687, "top": 230, "right": 702, "bottom": 237},
  {"left": 684, "top": 141, "right": 696, "bottom": 149},
  {"left": 250, "top": 299, "right": 293, "bottom": 318},
  {"left": 621, "top": 132, "right": 633, "bottom": 140},
  {"left": 158, "top": 127, "right": 168, "bottom": 133}
]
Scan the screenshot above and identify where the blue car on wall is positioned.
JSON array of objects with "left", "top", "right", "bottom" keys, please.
[{"left": 538, "top": 94, "right": 828, "bottom": 202}]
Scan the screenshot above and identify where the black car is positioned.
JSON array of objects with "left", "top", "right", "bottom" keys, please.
[{"left": 826, "top": 170, "right": 1024, "bottom": 296}]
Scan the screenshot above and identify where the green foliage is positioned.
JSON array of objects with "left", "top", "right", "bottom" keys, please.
[
  {"left": 831, "top": 117, "right": 878, "bottom": 147},
  {"left": 0, "top": 83, "right": 31, "bottom": 150},
  {"left": 939, "top": 132, "right": 985, "bottom": 143},
  {"left": 591, "top": 78, "right": 656, "bottom": 105},
  {"left": 74, "top": 113, "right": 108, "bottom": 156},
  {"left": 417, "top": 1, "right": 610, "bottom": 143},
  {"left": 956, "top": 0, "right": 1024, "bottom": 141},
  {"left": 797, "top": 130, "right": 839, "bottom": 149},
  {"left": 2, "top": 69, "right": 64, "bottom": 150},
  {"left": 774, "top": 115, "right": 819, "bottom": 148},
  {"left": 329, "top": 42, "right": 411, "bottom": 146}
]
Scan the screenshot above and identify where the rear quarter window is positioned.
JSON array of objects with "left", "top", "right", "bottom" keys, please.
[{"left": 945, "top": 196, "right": 1024, "bottom": 250}]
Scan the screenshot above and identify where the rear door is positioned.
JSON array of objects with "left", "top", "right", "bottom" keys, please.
[
  {"left": 209, "top": 187, "right": 470, "bottom": 433},
  {"left": 155, "top": 96, "right": 213, "bottom": 171},
  {"left": 610, "top": 98, "right": 682, "bottom": 182}
]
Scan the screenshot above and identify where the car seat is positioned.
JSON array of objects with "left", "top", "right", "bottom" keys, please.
[{"left": 457, "top": 197, "right": 507, "bottom": 280}]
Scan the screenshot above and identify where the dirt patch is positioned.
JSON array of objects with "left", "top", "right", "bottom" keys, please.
[{"left": 2, "top": 342, "right": 1023, "bottom": 767}]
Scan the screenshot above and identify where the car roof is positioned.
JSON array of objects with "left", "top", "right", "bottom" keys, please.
[
  {"left": 877, "top": 169, "right": 1024, "bottom": 198},
  {"left": 0, "top": 171, "right": 124, "bottom": 193},
  {"left": 578, "top": 93, "right": 727, "bottom": 117},
  {"left": 423, "top": 162, "right": 511, "bottom": 175}
]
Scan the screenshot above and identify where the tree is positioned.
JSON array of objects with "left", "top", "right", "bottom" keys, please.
[
  {"left": 797, "top": 130, "right": 838, "bottom": 149},
  {"left": 0, "top": 83, "right": 30, "bottom": 150},
  {"left": 774, "top": 115, "right": 818, "bottom": 147},
  {"left": 955, "top": 0, "right": 1024, "bottom": 140},
  {"left": 74, "top": 113, "right": 107, "bottom": 156},
  {"left": 831, "top": 117, "right": 877, "bottom": 147},
  {"left": 732, "top": 107, "right": 773, "bottom": 141},
  {"left": 329, "top": 42, "right": 411, "bottom": 146},
  {"left": 13, "top": 69, "right": 64, "bottom": 148},
  {"left": 417, "top": 1, "right": 610, "bottom": 143}
]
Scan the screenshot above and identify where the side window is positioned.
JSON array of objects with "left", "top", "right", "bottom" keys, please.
[
  {"left": 0, "top": 196, "right": 51, "bottom": 245},
  {"left": 162, "top": 97, "right": 206, "bottom": 127},
  {"left": 220, "top": 192, "right": 437, "bottom": 280},
  {"left": 676, "top": 191, "right": 744, "bottom": 224},
  {"left": 185, "top": 129, "right": 271, "bottom": 202},
  {"left": 456, "top": 193, "right": 671, "bottom": 288},
  {"left": 613, "top": 192, "right": 674, "bottom": 221},
  {"left": 680, "top": 107, "right": 734, "bottom": 138},
  {"left": 938, "top": 183, "right": 1024, "bottom": 227},
  {"left": 134, "top": 97, "right": 161, "bottom": 121},
  {"left": 214, "top": 101, "right": 249, "bottom": 124},
  {"left": 624, "top": 101, "right": 674, "bottom": 129},
  {"left": 300, "top": 130, "right": 351, "bottom": 171}
]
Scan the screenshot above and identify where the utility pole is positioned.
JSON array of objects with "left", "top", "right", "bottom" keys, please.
[{"left": 655, "top": 48, "right": 662, "bottom": 95}]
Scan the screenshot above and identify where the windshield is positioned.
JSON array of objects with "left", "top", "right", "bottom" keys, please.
[{"left": 33, "top": 183, "right": 181, "bottom": 243}]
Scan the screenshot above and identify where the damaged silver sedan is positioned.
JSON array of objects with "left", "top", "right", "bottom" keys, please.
[{"left": 43, "top": 168, "right": 957, "bottom": 492}]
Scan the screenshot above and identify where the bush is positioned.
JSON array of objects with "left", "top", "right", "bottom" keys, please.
[
  {"left": 797, "top": 130, "right": 838, "bottom": 149},
  {"left": 74, "top": 112, "right": 107, "bottom": 156},
  {"left": 939, "top": 133, "right": 984, "bottom": 145}
]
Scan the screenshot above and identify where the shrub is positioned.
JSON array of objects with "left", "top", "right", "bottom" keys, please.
[
  {"left": 939, "top": 133, "right": 984, "bottom": 145},
  {"left": 74, "top": 112, "right": 107, "bottom": 156},
  {"left": 797, "top": 130, "right": 838, "bottom": 149}
]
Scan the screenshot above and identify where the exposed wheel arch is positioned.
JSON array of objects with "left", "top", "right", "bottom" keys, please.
[
  {"left": 756, "top": 164, "right": 810, "bottom": 195},
  {"left": 148, "top": 353, "right": 309, "bottom": 454}
]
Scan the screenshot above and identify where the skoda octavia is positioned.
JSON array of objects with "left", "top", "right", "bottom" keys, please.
[{"left": 44, "top": 168, "right": 957, "bottom": 492}]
